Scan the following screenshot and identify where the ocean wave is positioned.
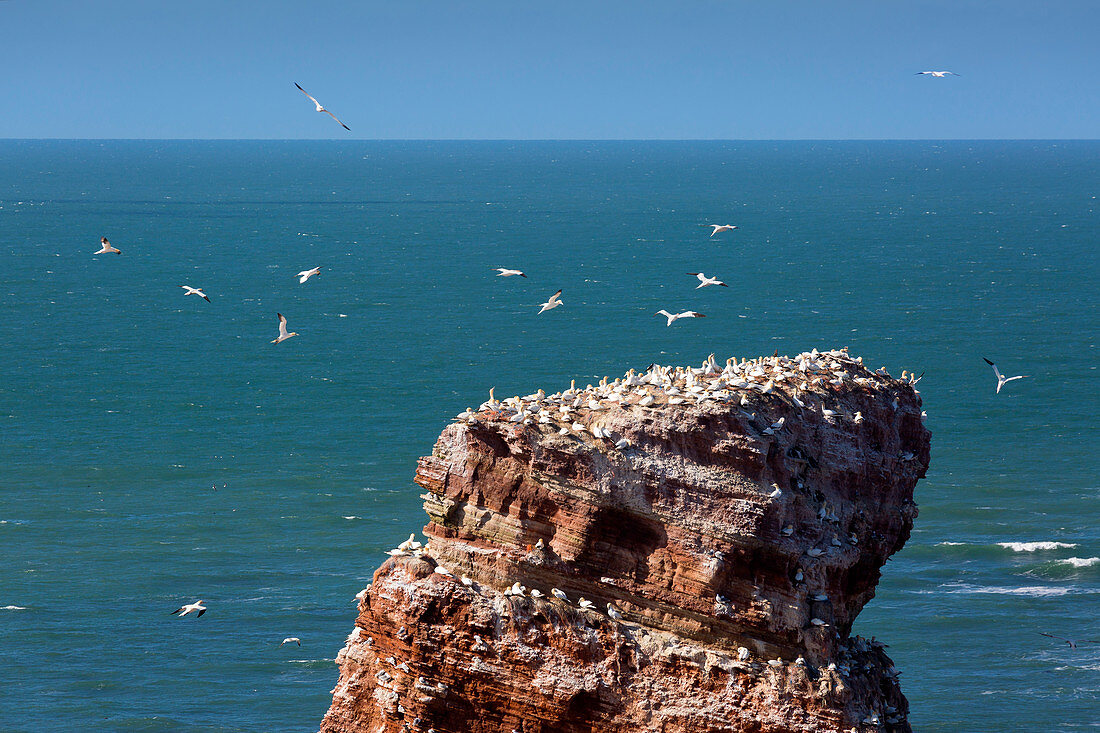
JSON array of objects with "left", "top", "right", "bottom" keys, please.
[
  {"left": 1, "top": 605, "right": 27, "bottom": 610},
  {"left": 929, "top": 583, "right": 1078, "bottom": 597},
  {"left": 997, "top": 542, "right": 1077, "bottom": 552},
  {"left": 1057, "top": 557, "right": 1100, "bottom": 568},
  {"left": 935, "top": 541, "right": 968, "bottom": 546}
]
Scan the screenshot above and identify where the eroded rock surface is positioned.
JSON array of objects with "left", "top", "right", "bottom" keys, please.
[{"left": 321, "top": 349, "right": 929, "bottom": 733}]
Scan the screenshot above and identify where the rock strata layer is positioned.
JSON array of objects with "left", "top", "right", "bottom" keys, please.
[{"left": 321, "top": 349, "right": 930, "bottom": 733}]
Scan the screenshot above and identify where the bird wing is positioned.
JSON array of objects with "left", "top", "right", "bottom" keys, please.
[
  {"left": 709, "top": 225, "right": 720, "bottom": 235},
  {"left": 201, "top": 293, "right": 210, "bottom": 302},
  {"left": 295, "top": 82, "right": 322, "bottom": 108},
  {"left": 983, "top": 358, "right": 1004, "bottom": 381},
  {"left": 196, "top": 608, "right": 205, "bottom": 617},
  {"left": 1039, "top": 632, "right": 1069, "bottom": 642},
  {"left": 550, "top": 289, "right": 562, "bottom": 303},
  {"left": 170, "top": 607, "right": 184, "bottom": 615},
  {"left": 688, "top": 312, "right": 706, "bottom": 318},
  {"left": 277, "top": 313, "right": 289, "bottom": 337},
  {"left": 324, "top": 109, "right": 351, "bottom": 131}
]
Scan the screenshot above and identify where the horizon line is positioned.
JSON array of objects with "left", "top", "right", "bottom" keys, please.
[{"left": 1, "top": 137, "right": 1098, "bottom": 143}]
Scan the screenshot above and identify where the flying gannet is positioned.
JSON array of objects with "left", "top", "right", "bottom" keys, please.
[
  {"left": 280, "top": 637, "right": 301, "bottom": 647},
  {"left": 916, "top": 71, "right": 959, "bottom": 77},
  {"left": 494, "top": 268, "right": 527, "bottom": 278},
  {"left": 1039, "top": 633, "right": 1099, "bottom": 650},
  {"left": 537, "top": 289, "right": 563, "bottom": 314},
  {"left": 297, "top": 267, "right": 321, "bottom": 284},
  {"left": 95, "top": 237, "right": 121, "bottom": 255},
  {"left": 169, "top": 600, "right": 206, "bottom": 617},
  {"left": 688, "top": 272, "right": 728, "bottom": 289},
  {"left": 180, "top": 285, "right": 210, "bottom": 302},
  {"left": 983, "top": 358, "right": 1028, "bottom": 394},
  {"left": 294, "top": 83, "right": 351, "bottom": 131},
  {"left": 272, "top": 313, "right": 298, "bottom": 344},
  {"left": 656, "top": 310, "right": 706, "bottom": 326},
  {"left": 707, "top": 224, "right": 739, "bottom": 237}
]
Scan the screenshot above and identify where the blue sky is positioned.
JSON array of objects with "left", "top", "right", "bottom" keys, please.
[{"left": 1, "top": 0, "right": 1097, "bottom": 139}]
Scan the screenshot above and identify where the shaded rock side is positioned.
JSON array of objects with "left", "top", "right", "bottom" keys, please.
[{"left": 321, "top": 349, "right": 930, "bottom": 733}]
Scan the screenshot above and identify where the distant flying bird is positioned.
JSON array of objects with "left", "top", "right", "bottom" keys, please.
[
  {"left": 537, "top": 289, "right": 563, "bottom": 314},
  {"left": 983, "top": 358, "right": 1028, "bottom": 394},
  {"left": 1039, "top": 633, "right": 1098, "bottom": 650},
  {"left": 688, "top": 272, "right": 728, "bottom": 289},
  {"left": 95, "top": 237, "right": 121, "bottom": 255},
  {"left": 170, "top": 600, "right": 206, "bottom": 617},
  {"left": 916, "top": 71, "right": 959, "bottom": 77},
  {"left": 494, "top": 268, "right": 527, "bottom": 278},
  {"left": 294, "top": 83, "right": 350, "bottom": 131},
  {"left": 180, "top": 285, "right": 210, "bottom": 302},
  {"left": 280, "top": 637, "right": 301, "bottom": 647},
  {"left": 707, "top": 224, "right": 738, "bottom": 237},
  {"left": 272, "top": 313, "right": 298, "bottom": 344},
  {"left": 656, "top": 309, "right": 706, "bottom": 326},
  {"left": 297, "top": 267, "right": 321, "bottom": 284}
]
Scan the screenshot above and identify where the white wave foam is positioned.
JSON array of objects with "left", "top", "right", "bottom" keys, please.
[
  {"left": 936, "top": 541, "right": 968, "bottom": 546},
  {"left": 997, "top": 542, "right": 1077, "bottom": 552},
  {"left": 1, "top": 605, "right": 27, "bottom": 610},
  {"left": 940, "top": 584, "right": 1071, "bottom": 597},
  {"left": 1057, "top": 557, "right": 1100, "bottom": 568}
]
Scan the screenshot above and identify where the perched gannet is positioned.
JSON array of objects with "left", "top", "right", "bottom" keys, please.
[
  {"left": 537, "top": 289, "right": 563, "bottom": 314},
  {"left": 656, "top": 310, "right": 706, "bottom": 326},
  {"left": 297, "top": 267, "right": 321, "bottom": 284},
  {"left": 94, "top": 237, "right": 121, "bottom": 255},
  {"left": 493, "top": 268, "right": 527, "bottom": 278},
  {"left": 707, "top": 224, "right": 739, "bottom": 237},
  {"left": 180, "top": 285, "right": 210, "bottom": 302},
  {"left": 687, "top": 272, "right": 728, "bottom": 289},
  {"left": 271, "top": 313, "right": 298, "bottom": 344},
  {"left": 294, "top": 82, "right": 351, "bottom": 131},
  {"left": 916, "top": 70, "right": 959, "bottom": 77},
  {"left": 607, "top": 603, "right": 624, "bottom": 621},
  {"left": 169, "top": 600, "right": 206, "bottom": 617},
  {"left": 551, "top": 588, "right": 570, "bottom": 603},
  {"left": 280, "top": 637, "right": 301, "bottom": 647},
  {"left": 1039, "top": 633, "right": 1099, "bottom": 650},
  {"left": 577, "top": 598, "right": 595, "bottom": 610},
  {"left": 983, "top": 358, "right": 1028, "bottom": 394}
]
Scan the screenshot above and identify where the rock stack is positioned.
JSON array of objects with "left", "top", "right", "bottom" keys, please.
[{"left": 321, "top": 349, "right": 930, "bottom": 733}]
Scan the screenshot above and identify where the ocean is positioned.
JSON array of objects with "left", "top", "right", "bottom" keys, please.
[{"left": 1, "top": 140, "right": 1097, "bottom": 731}]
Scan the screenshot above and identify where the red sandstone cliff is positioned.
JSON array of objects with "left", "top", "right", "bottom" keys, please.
[{"left": 321, "top": 350, "right": 929, "bottom": 733}]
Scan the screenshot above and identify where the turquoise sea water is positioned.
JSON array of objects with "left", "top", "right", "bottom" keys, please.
[{"left": 1, "top": 140, "right": 1097, "bottom": 731}]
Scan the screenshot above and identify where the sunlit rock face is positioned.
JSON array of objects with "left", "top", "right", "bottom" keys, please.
[{"left": 322, "top": 350, "right": 929, "bottom": 733}]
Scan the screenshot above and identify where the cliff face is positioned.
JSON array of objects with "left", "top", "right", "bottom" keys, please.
[{"left": 321, "top": 349, "right": 930, "bottom": 733}]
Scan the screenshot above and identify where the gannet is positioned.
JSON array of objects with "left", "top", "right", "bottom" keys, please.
[
  {"left": 180, "top": 285, "right": 210, "bottom": 302},
  {"left": 537, "top": 289, "right": 563, "bottom": 314},
  {"left": 169, "top": 600, "right": 206, "bottom": 617},
  {"left": 707, "top": 224, "right": 738, "bottom": 237},
  {"left": 607, "top": 603, "right": 624, "bottom": 621},
  {"left": 916, "top": 70, "right": 959, "bottom": 77},
  {"left": 1039, "top": 633, "right": 1099, "bottom": 650},
  {"left": 280, "top": 637, "right": 301, "bottom": 646},
  {"left": 94, "top": 237, "right": 121, "bottom": 255},
  {"left": 687, "top": 272, "right": 728, "bottom": 289},
  {"left": 578, "top": 598, "right": 595, "bottom": 610},
  {"left": 294, "top": 83, "right": 351, "bottom": 130},
  {"left": 983, "top": 358, "right": 1028, "bottom": 394},
  {"left": 656, "top": 310, "right": 706, "bottom": 326},
  {"left": 271, "top": 313, "right": 298, "bottom": 344},
  {"left": 551, "top": 588, "right": 570, "bottom": 603},
  {"left": 494, "top": 268, "right": 527, "bottom": 278},
  {"left": 297, "top": 267, "right": 321, "bottom": 284}
]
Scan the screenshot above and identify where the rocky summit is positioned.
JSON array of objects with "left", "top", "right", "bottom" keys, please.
[{"left": 321, "top": 349, "right": 930, "bottom": 733}]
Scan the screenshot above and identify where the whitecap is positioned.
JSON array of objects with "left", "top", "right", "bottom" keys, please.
[
  {"left": 936, "top": 541, "right": 968, "bottom": 546},
  {"left": 1, "top": 605, "right": 27, "bottom": 610},
  {"left": 1057, "top": 557, "right": 1100, "bottom": 568},
  {"left": 937, "top": 583, "right": 1072, "bottom": 597},
  {"left": 343, "top": 516, "right": 361, "bottom": 520},
  {"left": 997, "top": 542, "right": 1077, "bottom": 552}
]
